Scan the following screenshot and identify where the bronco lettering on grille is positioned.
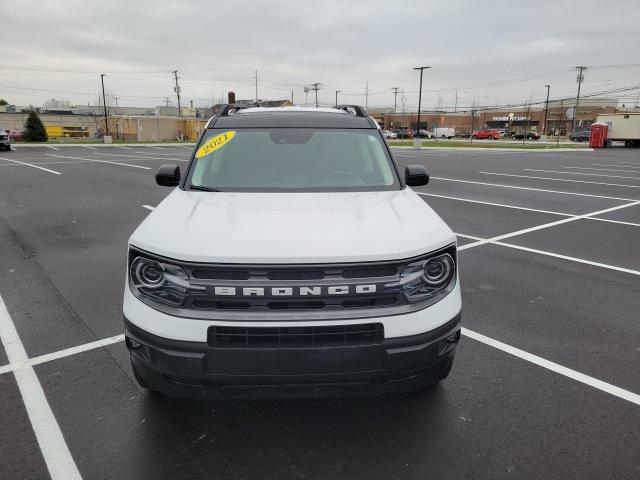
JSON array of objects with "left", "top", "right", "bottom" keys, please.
[{"left": 213, "top": 285, "right": 378, "bottom": 297}]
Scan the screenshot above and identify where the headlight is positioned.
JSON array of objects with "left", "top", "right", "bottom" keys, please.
[
  {"left": 129, "top": 256, "right": 203, "bottom": 307},
  {"left": 387, "top": 250, "right": 456, "bottom": 304}
]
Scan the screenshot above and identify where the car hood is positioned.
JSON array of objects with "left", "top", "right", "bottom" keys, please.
[{"left": 130, "top": 189, "right": 455, "bottom": 263}]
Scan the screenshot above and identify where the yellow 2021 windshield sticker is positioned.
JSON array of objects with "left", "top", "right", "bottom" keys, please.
[{"left": 195, "top": 131, "right": 236, "bottom": 158}]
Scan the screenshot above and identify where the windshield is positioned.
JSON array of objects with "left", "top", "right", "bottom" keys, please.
[{"left": 187, "top": 128, "right": 399, "bottom": 191}]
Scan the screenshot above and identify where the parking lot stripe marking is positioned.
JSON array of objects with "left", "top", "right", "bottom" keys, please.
[
  {"left": 0, "top": 156, "right": 62, "bottom": 175},
  {"left": 46, "top": 154, "right": 151, "bottom": 170},
  {"left": 525, "top": 168, "right": 640, "bottom": 181},
  {"left": 480, "top": 172, "right": 640, "bottom": 190},
  {"left": 115, "top": 146, "right": 132, "bottom": 149},
  {"left": 416, "top": 192, "right": 573, "bottom": 217},
  {"left": 459, "top": 200, "right": 640, "bottom": 251},
  {"left": 46, "top": 146, "right": 60, "bottom": 151},
  {"left": 148, "top": 146, "right": 166, "bottom": 150},
  {"left": 92, "top": 152, "right": 187, "bottom": 162},
  {"left": 462, "top": 327, "right": 640, "bottom": 407},
  {"left": 431, "top": 176, "right": 639, "bottom": 202},
  {"left": 142, "top": 205, "right": 155, "bottom": 211},
  {"left": 0, "top": 293, "right": 82, "bottom": 479},
  {"left": 490, "top": 241, "right": 640, "bottom": 276},
  {"left": 0, "top": 334, "right": 126, "bottom": 377},
  {"left": 79, "top": 145, "right": 97, "bottom": 150},
  {"left": 419, "top": 192, "right": 640, "bottom": 229},
  {"left": 580, "top": 164, "right": 640, "bottom": 172},
  {"left": 589, "top": 217, "right": 640, "bottom": 228}
]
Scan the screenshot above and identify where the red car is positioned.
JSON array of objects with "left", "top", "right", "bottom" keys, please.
[{"left": 471, "top": 129, "right": 501, "bottom": 140}]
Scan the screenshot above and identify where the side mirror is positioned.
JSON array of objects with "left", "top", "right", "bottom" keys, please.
[
  {"left": 404, "top": 165, "right": 429, "bottom": 186},
  {"left": 155, "top": 164, "right": 181, "bottom": 187}
]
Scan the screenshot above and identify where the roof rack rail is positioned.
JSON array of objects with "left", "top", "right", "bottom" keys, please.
[
  {"left": 216, "top": 104, "right": 252, "bottom": 117},
  {"left": 335, "top": 105, "right": 368, "bottom": 117}
]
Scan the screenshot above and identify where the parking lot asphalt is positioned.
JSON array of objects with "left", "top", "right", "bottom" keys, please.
[{"left": 1, "top": 144, "right": 639, "bottom": 479}]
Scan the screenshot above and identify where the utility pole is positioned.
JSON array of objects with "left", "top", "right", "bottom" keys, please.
[
  {"left": 310, "top": 83, "right": 321, "bottom": 107},
  {"left": 113, "top": 96, "right": 119, "bottom": 115},
  {"left": 543, "top": 84, "right": 551, "bottom": 135},
  {"left": 392, "top": 87, "right": 401, "bottom": 114},
  {"left": 304, "top": 86, "right": 310, "bottom": 106},
  {"left": 413, "top": 66, "right": 431, "bottom": 138},
  {"left": 254, "top": 69, "right": 258, "bottom": 104},
  {"left": 365, "top": 82, "right": 369, "bottom": 109},
  {"left": 165, "top": 97, "right": 170, "bottom": 109},
  {"left": 291, "top": 90, "right": 294, "bottom": 105},
  {"left": 100, "top": 73, "right": 109, "bottom": 136},
  {"left": 335, "top": 90, "right": 341, "bottom": 106},
  {"left": 454, "top": 89, "right": 458, "bottom": 113},
  {"left": 572, "top": 66, "right": 587, "bottom": 131},
  {"left": 557, "top": 98, "right": 564, "bottom": 147},
  {"left": 172, "top": 70, "right": 181, "bottom": 116}
]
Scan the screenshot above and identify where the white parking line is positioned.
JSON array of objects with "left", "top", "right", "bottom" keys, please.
[
  {"left": 80, "top": 145, "right": 97, "bottom": 150},
  {"left": 586, "top": 164, "right": 640, "bottom": 171},
  {"left": 142, "top": 205, "right": 155, "bottom": 211},
  {"left": 0, "top": 156, "right": 62, "bottom": 175},
  {"left": 489, "top": 240, "right": 640, "bottom": 276},
  {"left": 0, "top": 292, "right": 82, "bottom": 479},
  {"left": 431, "top": 176, "right": 639, "bottom": 202},
  {"left": 46, "top": 146, "right": 60, "bottom": 151},
  {"left": 93, "top": 152, "right": 187, "bottom": 162},
  {"left": 462, "top": 328, "right": 640, "bottom": 407},
  {"left": 417, "top": 191, "right": 640, "bottom": 228},
  {"left": 525, "top": 168, "right": 640, "bottom": 181},
  {"left": 115, "top": 146, "right": 132, "bottom": 150},
  {"left": 0, "top": 334, "right": 126, "bottom": 375},
  {"left": 459, "top": 200, "right": 640, "bottom": 251},
  {"left": 479, "top": 171, "right": 640, "bottom": 190},
  {"left": 46, "top": 154, "right": 151, "bottom": 170},
  {"left": 416, "top": 192, "right": 573, "bottom": 217}
]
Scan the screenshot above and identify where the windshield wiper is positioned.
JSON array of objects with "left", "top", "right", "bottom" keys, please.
[{"left": 189, "top": 185, "right": 224, "bottom": 192}]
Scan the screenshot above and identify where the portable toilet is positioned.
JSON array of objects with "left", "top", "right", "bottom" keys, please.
[{"left": 589, "top": 122, "right": 608, "bottom": 148}]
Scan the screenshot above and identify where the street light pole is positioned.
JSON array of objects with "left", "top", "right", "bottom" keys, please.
[
  {"left": 335, "top": 90, "right": 341, "bottom": 107},
  {"left": 543, "top": 84, "right": 551, "bottom": 136},
  {"left": 413, "top": 66, "right": 431, "bottom": 140},
  {"left": 100, "top": 74, "right": 109, "bottom": 136}
]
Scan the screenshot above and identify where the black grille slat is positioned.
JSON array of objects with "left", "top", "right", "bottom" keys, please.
[{"left": 208, "top": 324, "right": 383, "bottom": 348}]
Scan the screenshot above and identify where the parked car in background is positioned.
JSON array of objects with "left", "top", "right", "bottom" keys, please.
[
  {"left": 569, "top": 129, "right": 590, "bottom": 142},
  {"left": 433, "top": 127, "right": 455, "bottom": 139},
  {"left": 382, "top": 130, "right": 397, "bottom": 139},
  {"left": 0, "top": 127, "right": 11, "bottom": 151},
  {"left": 471, "top": 129, "right": 501, "bottom": 140},
  {"left": 511, "top": 131, "right": 540, "bottom": 140},
  {"left": 416, "top": 129, "right": 434, "bottom": 138},
  {"left": 394, "top": 129, "right": 413, "bottom": 139}
]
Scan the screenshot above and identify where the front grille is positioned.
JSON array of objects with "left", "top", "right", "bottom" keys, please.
[
  {"left": 181, "top": 260, "right": 405, "bottom": 314},
  {"left": 208, "top": 323, "right": 384, "bottom": 348}
]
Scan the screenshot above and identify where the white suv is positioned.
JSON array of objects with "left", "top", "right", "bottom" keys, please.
[{"left": 123, "top": 105, "right": 461, "bottom": 398}]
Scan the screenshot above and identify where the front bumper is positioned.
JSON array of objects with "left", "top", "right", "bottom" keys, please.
[{"left": 125, "top": 312, "right": 461, "bottom": 398}]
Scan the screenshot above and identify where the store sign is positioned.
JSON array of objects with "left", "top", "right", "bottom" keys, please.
[{"left": 492, "top": 116, "right": 531, "bottom": 121}]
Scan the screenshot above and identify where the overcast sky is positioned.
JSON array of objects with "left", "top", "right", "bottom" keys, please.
[{"left": 2, "top": 0, "right": 640, "bottom": 111}]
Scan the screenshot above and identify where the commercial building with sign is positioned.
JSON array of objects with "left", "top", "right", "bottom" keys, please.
[{"left": 382, "top": 97, "right": 621, "bottom": 135}]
